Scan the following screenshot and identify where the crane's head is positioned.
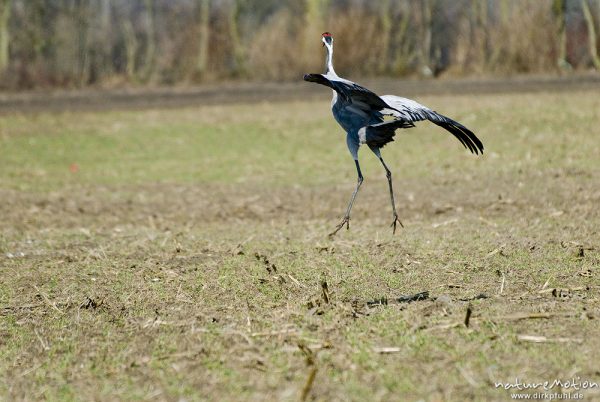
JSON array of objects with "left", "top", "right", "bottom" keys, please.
[{"left": 321, "top": 32, "right": 333, "bottom": 47}]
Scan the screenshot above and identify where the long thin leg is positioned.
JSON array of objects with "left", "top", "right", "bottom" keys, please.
[
  {"left": 329, "top": 160, "right": 363, "bottom": 237},
  {"left": 379, "top": 156, "right": 403, "bottom": 234}
]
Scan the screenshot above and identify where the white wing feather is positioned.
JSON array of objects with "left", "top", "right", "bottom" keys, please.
[{"left": 380, "top": 95, "right": 439, "bottom": 122}]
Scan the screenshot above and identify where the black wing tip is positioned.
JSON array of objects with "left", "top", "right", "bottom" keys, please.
[
  {"left": 434, "top": 117, "right": 484, "bottom": 156},
  {"left": 465, "top": 128, "right": 484, "bottom": 155},
  {"left": 461, "top": 131, "right": 484, "bottom": 155}
]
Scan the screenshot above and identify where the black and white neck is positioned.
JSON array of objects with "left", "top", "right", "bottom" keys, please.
[{"left": 322, "top": 34, "right": 337, "bottom": 77}]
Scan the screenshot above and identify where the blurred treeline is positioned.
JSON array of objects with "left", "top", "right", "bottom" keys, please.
[{"left": 0, "top": 0, "right": 599, "bottom": 89}]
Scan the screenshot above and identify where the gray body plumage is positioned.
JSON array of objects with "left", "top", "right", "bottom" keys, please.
[{"left": 331, "top": 90, "right": 382, "bottom": 158}]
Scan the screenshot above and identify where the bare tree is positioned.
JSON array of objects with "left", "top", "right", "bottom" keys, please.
[
  {"left": 391, "top": 0, "right": 415, "bottom": 74},
  {"left": 196, "top": 0, "right": 210, "bottom": 78},
  {"left": 377, "top": 0, "right": 392, "bottom": 74},
  {"left": 228, "top": 0, "right": 245, "bottom": 76},
  {"left": 303, "top": 0, "right": 329, "bottom": 69},
  {"left": 75, "top": 0, "right": 92, "bottom": 85},
  {"left": 141, "top": 0, "right": 156, "bottom": 81},
  {"left": 90, "top": 0, "right": 114, "bottom": 82},
  {"left": 121, "top": 18, "right": 138, "bottom": 80},
  {"left": 487, "top": 0, "right": 509, "bottom": 68},
  {"left": 581, "top": 0, "right": 600, "bottom": 69},
  {"left": 420, "top": 0, "right": 433, "bottom": 76},
  {"left": 554, "top": 0, "right": 571, "bottom": 69},
  {"left": 0, "top": 0, "right": 10, "bottom": 73}
]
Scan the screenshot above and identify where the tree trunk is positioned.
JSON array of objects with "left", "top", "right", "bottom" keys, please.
[
  {"left": 476, "top": 0, "right": 489, "bottom": 70},
  {"left": 122, "top": 19, "right": 138, "bottom": 80},
  {"left": 97, "top": 0, "right": 113, "bottom": 80},
  {"left": 303, "top": 0, "right": 317, "bottom": 62},
  {"left": 392, "top": 0, "right": 414, "bottom": 73},
  {"left": 75, "top": 0, "right": 91, "bottom": 86},
  {"left": 554, "top": 0, "right": 571, "bottom": 70},
  {"left": 581, "top": 0, "right": 600, "bottom": 69},
  {"left": 303, "top": 0, "right": 329, "bottom": 69},
  {"left": 142, "top": 0, "right": 156, "bottom": 81},
  {"left": 420, "top": 0, "right": 433, "bottom": 76},
  {"left": 0, "top": 0, "right": 11, "bottom": 73},
  {"left": 196, "top": 0, "right": 210, "bottom": 79},
  {"left": 228, "top": 0, "right": 245, "bottom": 76},
  {"left": 378, "top": 0, "right": 392, "bottom": 74},
  {"left": 488, "top": 0, "right": 509, "bottom": 68}
]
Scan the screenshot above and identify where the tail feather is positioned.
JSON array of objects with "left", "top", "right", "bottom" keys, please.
[{"left": 363, "top": 119, "right": 414, "bottom": 148}]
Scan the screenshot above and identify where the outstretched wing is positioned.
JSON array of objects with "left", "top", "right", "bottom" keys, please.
[
  {"left": 380, "top": 95, "right": 484, "bottom": 155},
  {"left": 304, "top": 73, "right": 393, "bottom": 112}
]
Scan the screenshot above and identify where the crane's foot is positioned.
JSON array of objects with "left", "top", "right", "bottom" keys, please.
[
  {"left": 329, "top": 216, "right": 350, "bottom": 238},
  {"left": 390, "top": 213, "right": 404, "bottom": 234}
]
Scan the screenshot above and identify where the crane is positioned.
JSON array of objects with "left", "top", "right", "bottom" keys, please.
[{"left": 303, "top": 32, "right": 484, "bottom": 236}]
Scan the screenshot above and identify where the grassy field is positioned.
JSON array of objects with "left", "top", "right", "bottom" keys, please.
[{"left": 1, "top": 89, "right": 599, "bottom": 401}]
